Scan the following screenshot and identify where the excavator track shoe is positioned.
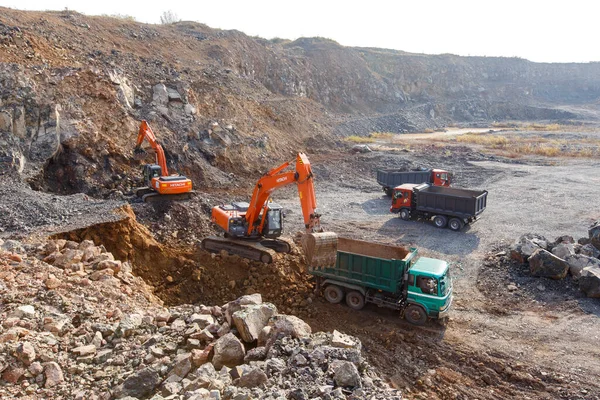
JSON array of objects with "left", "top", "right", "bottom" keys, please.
[{"left": 302, "top": 232, "right": 338, "bottom": 268}]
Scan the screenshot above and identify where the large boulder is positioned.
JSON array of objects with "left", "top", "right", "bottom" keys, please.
[
  {"left": 268, "top": 315, "right": 312, "bottom": 340},
  {"left": 579, "top": 266, "right": 600, "bottom": 298},
  {"left": 111, "top": 367, "right": 162, "bottom": 399},
  {"left": 511, "top": 234, "right": 548, "bottom": 263},
  {"left": 565, "top": 255, "right": 600, "bottom": 280},
  {"left": 330, "top": 360, "right": 361, "bottom": 388},
  {"left": 232, "top": 303, "right": 278, "bottom": 343},
  {"left": 529, "top": 248, "right": 569, "bottom": 279},
  {"left": 551, "top": 243, "right": 575, "bottom": 259},
  {"left": 579, "top": 243, "right": 600, "bottom": 258},
  {"left": 212, "top": 333, "right": 245, "bottom": 370},
  {"left": 224, "top": 294, "right": 263, "bottom": 325},
  {"left": 237, "top": 367, "right": 268, "bottom": 388},
  {"left": 589, "top": 220, "right": 600, "bottom": 251}
]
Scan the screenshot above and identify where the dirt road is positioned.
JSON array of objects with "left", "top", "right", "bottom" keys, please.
[{"left": 273, "top": 150, "right": 600, "bottom": 399}]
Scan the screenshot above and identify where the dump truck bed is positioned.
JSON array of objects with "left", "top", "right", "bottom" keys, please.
[
  {"left": 414, "top": 183, "right": 487, "bottom": 218},
  {"left": 377, "top": 169, "right": 431, "bottom": 188},
  {"left": 308, "top": 237, "right": 417, "bottom": 293}
]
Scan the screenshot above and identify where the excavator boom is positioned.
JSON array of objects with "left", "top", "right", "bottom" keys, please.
[
  {"left": 136, "top": 120, "right": 169, "bottom": 176},
  {"left": 203, "top": 152, "right": 336, "bottom": 264}
]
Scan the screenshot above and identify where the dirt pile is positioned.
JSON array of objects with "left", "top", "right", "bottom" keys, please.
[{"left": 0, "top": 240, "right": 399, "bottom": 399}]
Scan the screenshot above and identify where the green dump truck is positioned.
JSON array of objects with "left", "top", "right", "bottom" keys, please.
[{"left": 305, "top": 236, "right": 452, "bottom": 325}]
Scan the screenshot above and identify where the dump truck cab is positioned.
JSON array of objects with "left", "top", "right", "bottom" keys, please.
[
  {"left": 406, "top": 257, "right": 453, "bottom": 322},
  {"left": 390, "top": 184, "right": 418, "bottom": 212},
  {"left": 432, "top": 169, "right": 450, "bottom": 186}
]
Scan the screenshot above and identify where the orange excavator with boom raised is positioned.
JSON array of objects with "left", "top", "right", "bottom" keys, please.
[
  {"left": 133, "top": 120, "right": 194, "bottom": 202},
  {"left": 201, "top": 152, "right": 338, "bottom": 264}
]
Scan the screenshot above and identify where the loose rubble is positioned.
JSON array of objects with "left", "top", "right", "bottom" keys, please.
[
  {"left": 0, "top": 239, "right": 399, "bottom": 399},
  {"left": 505, "top": 220, "right": 600, "bottom": 297}
]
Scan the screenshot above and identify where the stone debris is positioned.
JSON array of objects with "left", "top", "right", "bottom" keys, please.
[
  {"left": 510, "top": 223, "right": 600, "bottom": 298},
  {"left": 0, "top": 239, "right": 398, "bottom": 399}
]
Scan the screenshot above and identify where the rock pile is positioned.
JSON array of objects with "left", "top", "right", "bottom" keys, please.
[
  {"left": 510, "top": 221, "right": 600, "bottom": 298},
  {"left": 0, "top": 239, "right": 400, "bottom": 399}
]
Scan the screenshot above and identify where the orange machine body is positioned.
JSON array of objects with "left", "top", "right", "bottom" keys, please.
[
  {"left": 211, "top": 152, "right": 321, "bottom": 239},
  {"left": 135, "top": 120, "right": 193, "bottom": 196}
]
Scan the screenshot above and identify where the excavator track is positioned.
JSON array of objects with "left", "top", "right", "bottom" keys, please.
[
  {"left": 201, "top": 236, "right": 292, "bottom": 264},
  {"left": 141, "top": 191, "right": 195, "bottom": 203}
]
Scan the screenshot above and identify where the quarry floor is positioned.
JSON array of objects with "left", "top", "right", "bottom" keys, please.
[{"left": 3, "top": 133, "right": 600, "bottom": 399}]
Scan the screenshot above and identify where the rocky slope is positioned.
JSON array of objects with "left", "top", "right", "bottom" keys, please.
[
  {"left": 1, "top": 7, "right": 600, "bottom": 196},
  {"left": 0, "top": 238, "right": 401, "bottom": 399}
]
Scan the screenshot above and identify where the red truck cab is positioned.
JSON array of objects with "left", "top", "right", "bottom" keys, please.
[
  {"left": 432, "top": 169, "right": 450, "bottom": 186},
  {"left": 390, "top": 183, "right": 417, "bottom": 214}
]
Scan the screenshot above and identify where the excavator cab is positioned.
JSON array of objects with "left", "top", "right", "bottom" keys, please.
[
  {"left": 263, "top": 203, "right": 283, "bottom": 238},
  {"left": 142, "top": 164, "right": 162, "bottom": 187}
]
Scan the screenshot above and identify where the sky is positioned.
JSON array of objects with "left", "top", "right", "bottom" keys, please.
[{"left": 2, "top": 0, "right": 598, "bottom": 63}]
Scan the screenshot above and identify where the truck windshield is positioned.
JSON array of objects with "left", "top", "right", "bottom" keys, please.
[
  {"left": 439, "top": 270, "right": 450, "bottom": 296},
  {"left": 440, "top": 173, "right": 448, "bottom": 181}
]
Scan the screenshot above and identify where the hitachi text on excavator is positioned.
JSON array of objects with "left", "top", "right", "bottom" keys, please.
[
  {"left": 201, "top": 152, "right": 338, "bottom": 264},
  {"left": 133, "top": 120, "right": 194, "bottom": 202}
]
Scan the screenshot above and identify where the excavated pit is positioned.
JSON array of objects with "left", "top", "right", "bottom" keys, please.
[{"left": 52, "top": 205, "right": 318, "bottom": 317}]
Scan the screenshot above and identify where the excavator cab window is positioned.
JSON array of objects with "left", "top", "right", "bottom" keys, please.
[
  {"left": 264, "top": 204, "right": 283, "bottom": 238},
  {"left": 143, "top": 165, "right": 162, "bottom": 186}
]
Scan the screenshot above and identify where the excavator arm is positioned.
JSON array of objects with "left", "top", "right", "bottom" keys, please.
[
  {"left": 135, "top": 120, "right": 169, "bottom": 176},
  {"left": 245, "top": 153, "right": 321, "bottom": 235}
]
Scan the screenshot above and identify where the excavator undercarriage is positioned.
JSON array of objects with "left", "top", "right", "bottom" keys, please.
[
  {"left": 201, "top": 232, "right": 337, "bottom": 265},
  {"left": 201, "top": 236, "right": 292, "bottom": 264}
]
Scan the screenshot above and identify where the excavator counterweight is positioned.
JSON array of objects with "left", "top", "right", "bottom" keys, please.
[{"left": 201, "top": 153, "right": 337, "bottom": 264}]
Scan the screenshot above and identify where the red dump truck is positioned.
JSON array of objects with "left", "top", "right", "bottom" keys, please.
[{"left": 390, "top": 183, "right": 488, "bottom": 231}]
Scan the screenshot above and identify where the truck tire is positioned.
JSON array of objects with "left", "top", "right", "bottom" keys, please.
[
  {"left": 324, "top": 285, "right": 343, "bottom": 304},
  {"left": 448, "top": 218, "right": 464, "bottom": 231},
  {"left": 400, "top": 209, "right": 410, "bottom": 221},
  {"left": 345, "top": 291, "right": 365, "bottom": 310},
  {"left": 433, "top": 215, "right": 448, "bottom": 229},
  {"left": 404, "top": 304, "right": 428, "bottom": 325}
]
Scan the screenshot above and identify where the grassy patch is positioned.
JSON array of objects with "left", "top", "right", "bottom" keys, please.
[
  {"left": 453, "top": 133, "right": 600, "bottom": 158},
  {"left": 369, "top": 132, "right": 395, "bottom": 139},
  {"left": 456, "top": 133, "right": 509, "bottom": 147},
  {"left": 345, "top": 135, "right": 375, "bottom": 143}
]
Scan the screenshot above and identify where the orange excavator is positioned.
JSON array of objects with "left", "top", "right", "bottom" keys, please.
[
  {"left": 133, "top": 120, "right": 194, "bottom": 202},
  {"left": 201, "top": 152, "right": 338, "bottom": 264}
]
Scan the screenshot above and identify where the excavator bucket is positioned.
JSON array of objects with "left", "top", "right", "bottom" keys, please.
[
  {"left": 133, "top": 147, "right": 147, "bottom": 160},
  {"left": 302, "top": 232, "right": 338, "bottom": 268}
]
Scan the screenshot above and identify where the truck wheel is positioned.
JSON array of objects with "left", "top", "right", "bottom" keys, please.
[
  {"left": 448, "top": 218, "right": 463, "bottom": 231},
  {"left": 433, "top": 215, "right": 448, "bottom": 228},
  {"left": 404, "top": 304, "right": 428, "bottom": 325},
  {"left": 400, "top": 209, "right": 410, "bottom": 221},
  {"left": 345, "top": 291, "right": 365, "bottom": 310},
  {"left": 324, "top": 285, "right": 343, "bottom": 304}
]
